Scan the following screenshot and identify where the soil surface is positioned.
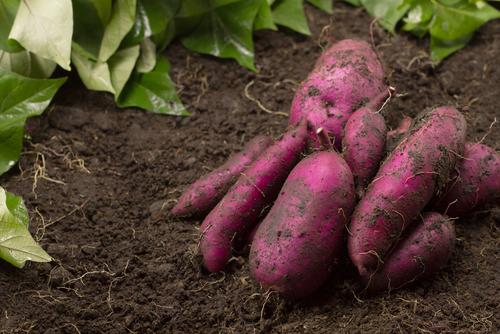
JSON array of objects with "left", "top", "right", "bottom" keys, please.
[{"left": 1, "top": 3, "right": 499, "bottom": 334}]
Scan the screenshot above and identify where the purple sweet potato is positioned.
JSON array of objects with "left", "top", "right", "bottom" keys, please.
[
  {"left": 249, "top": 151, "right": 355, "bottom": 298},
  {"left": 171, "top": 135, "right": 273, "bottom": 217},
  {"left": 343, "top": 91, "right": 389, "bottom": 197},
  {"left": 348, "top": 106, "right": 466, "bottom": 276},
  {"left": 289, "top": 39, "right": 385, "bottom": 149},
  {"left": 200, "top": 120, "right": 308, "bottom": 272},
  {"left": 434, "top": 143, "right": 500, "bottom": 217},
  {"left": 386, "top": 115, "right": 412, "bottom": 152},
  {"left": 362, "top": 212, "right": 455, "bottom": 293}
]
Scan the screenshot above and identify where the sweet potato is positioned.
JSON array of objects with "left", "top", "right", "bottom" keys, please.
[
  {"left": 249, "top": 151, "right": 355, "bottom": 298},
  {"left": 200, "top": 120, "right": 308, "bottom": 272},
  {"left": 434, "top": 143, "right": 500, "bottom": 217},
  {"left": 386, "top": 115, "right": 412, "bottom": 153},
  {"left": 289, "top": 39, "right": 385, "bottom": 149},
  {"left": 362, "top": 212, "right": 455, "bottom": 293},
  {"left": 348, "top": 106, "right": 466, "bottom": 276},
  {"left": 171, "top": 135, "right": 273, "bottom": 217},
  {"left": 342, "top": 91, "right": 388, "bottom": 197}
]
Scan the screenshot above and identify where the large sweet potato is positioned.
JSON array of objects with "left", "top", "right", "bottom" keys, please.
[
  {"left": 362, "top": 212, "right": 455, "bottom": 293},
  {"left": 434, "top": 143, "right": 500, "bottom": 217},
  {"left": 200, "top": 120, "right": 308, "bottom": 272},
  {"left": 249, "top": 151, "right": 355, "bottom": 298},
  {"left": 289, "top": 39, "right": 385, "bottom": 149},
  {"left": 172, "top": 135, "right": 273, "bottom": 217},
  {"left": 348, "top": 106, "right": 466, "bottom": 276}
]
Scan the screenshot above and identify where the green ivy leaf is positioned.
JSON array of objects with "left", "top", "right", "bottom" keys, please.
[
  {"left": 181, "top": 0, "right": 261, "bottom": 71},
  {"left": 118, "top": 57, "right": 189, "bottom": 116},
  {"left": 72, "top": 0, "right": 106, "bottom": 60},
  {"left": 360, "top": 0, "right": 411, "bottom": 33},
  {"left": 90, "top": 0, "right": 112, "bottom": 25},
  {"left": 177, "top": 0, "right": 242, "bottom": 18},
  {"left": 0, "top": 50, "right": 57, "bottom": 78},
  {"left": 402, "top": 1, "right": 434, "bottom": 37},
  {"left": 108, "top": 45, "right": 141, "bottom": 97},
  {"left": 307, "top": 0, "right": 333, "bottom": 14},
  {"left": 0, "top": 0, "right": 23, "bottom": 53},
  {"left": 272, "top": 0, "right": 311, "bottom": 36},
  {"left": 0, "top": 69, "right": 66, "bottom": 175},
  {"left": 136, "top": 38, "right": 157, "bottom": 73},
  {"left": 8, "top": 0, "right": 73, "bottom": 70},
  {"left": 341, "top": 0, "right": 361, "bottom": 5},
  {"left": 430, "top": 1, "right": 500, "bottom": 41},
  {"left": 99, "top": 0, "right": 137, "bottom": 62},
  {"left": 430, "top": 33, "right": 472, "bottom": 62},
  {"left": 0, "top": 187, "right": 51, "bottom": 268},
  {"left": 71, "top": 45, "right": 115, "bottom": 93},
  {"left": 255, "top": 0, "right": 277, "bottom": 30}
]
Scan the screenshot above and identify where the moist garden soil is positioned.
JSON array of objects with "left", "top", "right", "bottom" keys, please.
[{"left": 1, "top": 3, "right": 499, "bottom": 334}]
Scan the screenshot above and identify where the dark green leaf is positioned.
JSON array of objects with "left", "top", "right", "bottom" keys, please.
[
  {"left": 118, "top": 57, "right": 189, "bottom": 116},
  {"left": 0, "top": 187, "right": 52, "bottom": 268},
  {"left": 307, "top": 0, "right": 333, "bottom": 14},
  {"left": 430, "top": 1, "right": 500, "bottom": 41},
  {"left": 177, "top": 0, "right": 242, "bottom": 18},
  {"left": 360, "top": 0, "right": 412, "bottom": 33},
  {"left": 341, "top": 0, "right": 361, "bottom": 6},
  {"left": 90, "top": 0, "right": 112, "bottom": 24},
  {"left": 272, "top": 0, "right": 311, "bottom": 36},
  {"left": 255, "top": 0, "right": 277, "bottom": 30},
  {"left": 430, "top": 33, "right": 472, "bottom": 62},
  {"left": 72, "top": 0, "right": 106, "bottom": 60},
  {"left": 181, "top": 0, "right": 261, "bottom": 71},
  {"left": 0, "top": 69, "right": 66, "bottom": 175}
]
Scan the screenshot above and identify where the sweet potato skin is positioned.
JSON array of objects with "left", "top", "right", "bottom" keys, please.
[
  {"left": 343, "top": 107, "right": 387, "bottom": 197},
  {"left": 348, "top": 106, "right": 466, "bottom": 276},
  {"left": 289, "top": 39, "right": 385, "bottom": 149},
  {"left": 386, "top": 115, "right": 412, "bottom": 153},
  {"left": 362, "top": 212, "right": 455, "bottom": 293},
  {"left": 434, "top": 143, "right": 500, "bottom": 217},
  {"left": 249, "top": 151, "right": 355, "bottom": 298},
  {"left": 171, "top": 135, "right": 273, "bottom": 217},
  {"left": 200, "top": 120, "right": 308, "bottom": 272}
]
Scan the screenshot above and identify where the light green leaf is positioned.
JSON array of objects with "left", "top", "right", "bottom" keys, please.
[
  {"left": 430, "top": 1, "right": 500, "bottom": 41},
  {"left": 430, "top": 34, "right": 472, "bottom": 62},
  {"left": 307, "top": 0, "right": 333, "bottom": 14},
  {"left": 108, "top": 45, "right": 141, "bottom": 97},
  {"left": 9, "top": 0, "right": 73, "bottom": 70},
  {"left": 0, "top": 0, "right": 23, "bottom": 53},
  {"left": 182, "top": 0, "right": 261, "bottom": 71},
  {"left": 72, "top": 0, "right": 106, "bottom": 60},
  {"left": 255, "top": 0, "right": 277, "bottom": 30},
  {"left": 360, "top": 0, "right": 411, "bottom": 32},
  {"left": 0, "top": 69, "right": 66, "bottom": 175},
  {"left": 0, "top": 50, "right": 57, "bottom": 78},
  {"left": 118, "top": 57, "right": 189, "bottom": 116},
  {"left": 136, "top": 38, "right": 157, "bottom": 73},
  {"left": 0, "top": 187, "right": 51, "bottom": 268},
  {"left": 90, "top": 0, "right": 112, "bottom": 25},
  {"left": 272, "top": 0, "right": 311, "bottom": 36},
  {"left": 71, "top": 46, "right": 114, "bottom": 93},
  {"left": 99, "top": 0, "right": 137, "bottom": 62}
]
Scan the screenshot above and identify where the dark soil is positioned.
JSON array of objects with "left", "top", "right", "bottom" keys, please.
[{"left": 1, "top": 3, "right": 499, "bottom": 333}]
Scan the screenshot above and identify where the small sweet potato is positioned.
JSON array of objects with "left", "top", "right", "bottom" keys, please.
[
  {"left": 343, "top": 91, "right": 388, "bottom": 197},
  {"left": 434, "top": 143, "right": 500, "bottom": 217},
  {"left": 386, "top": 115, "right": 412, "bottom": 153},
  {"left": 348, "top": 106, "right": 466, "bottom": 276},
  {"left": 200, "top": 120, "right": 308, "bottom": 272},
  {"left": 171, "top": 135, "right": 273, "bottom": 217},
  {"left": 289, "top": 39, "right": 385, "bottom": 149},
  {"left": 250, "top": 151, "right": 355, "bottom": 298},
  {"left": 362, "top": 212, "right": 455, "bottom": 293}
]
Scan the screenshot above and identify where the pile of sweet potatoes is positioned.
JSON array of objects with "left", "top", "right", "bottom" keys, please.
[{"left": 172, "top": 39, "right": 500, "bottom": 299}]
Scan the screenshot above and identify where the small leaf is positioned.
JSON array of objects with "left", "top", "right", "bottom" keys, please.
[
  {"left": 181, "top": 0, "right": 261, "bottom": 71},
  {"left": 99, "top": 0, "right": 137, "bottom": 62},
  {"left": 71, "top": 45, "right": 115, "bottom": 93},
  {"left": 360, "top": 0, "right": 411, "bottom": 33},
  {"left": 136, "top": 38, "right": 157, "bottom": 73},
  {"left": 307, "top": 0, "right": 333, "bottom": 14},
  {"left": 430, "top": 2, "right": 500, "bottom": 41},
  {"left": 108, "top": 45, "right": 141, "bottom": 97},
  {"left": 9, "top": 0, "right": 73, "bottom": 70},
  {"left": 255, "top": 0, "right": 277, "bottom": 30},
  {"left": 272, "top": 0, "right": 311, "bottom": 36},
  {"left": 0, "top": 187, "right": 51, "bottom": 268},
  {"left": 0, "top": 0, "right": 23, "bottom": 53},
  {"left": 0, "top": 50, "right": 57, "bottom": 78},
  {"left": 118, "top": 57, "right": 189, "bottom": 116},
  {"left": 430, "top": 34, "right": 472, "bottom": 62},
  {"left": 0, "top": 69, "right": 65, "bottom": 175}
]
